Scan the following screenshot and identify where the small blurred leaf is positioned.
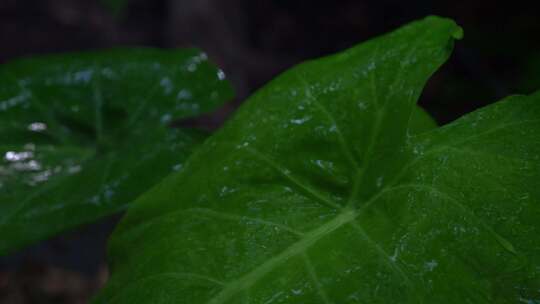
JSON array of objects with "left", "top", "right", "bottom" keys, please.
[{"left": 0, "top": 48, "right": 233, "bottom": 255}]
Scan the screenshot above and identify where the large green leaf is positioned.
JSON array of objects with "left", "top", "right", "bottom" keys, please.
[
  {"left": 95, "top": 17, "right": 540, "bottom": 303},
  {"left": 0, "top": 48, "right": 233, "bottom": 255}
]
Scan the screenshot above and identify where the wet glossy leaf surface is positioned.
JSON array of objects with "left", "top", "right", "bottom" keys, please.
[
  {"left": 96, "top": 17, "right": 540, "bottom": 303},
  {"left": 0, "top": 48, "right": 233, "bottom": 255}
]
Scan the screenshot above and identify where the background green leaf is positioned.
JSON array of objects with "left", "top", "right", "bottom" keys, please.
[
  {"left": 92, "top": 17, "right": 537, "bottom": 304},
  {"left": 0, "top": 48, "right": 233, "bottom": 255},
  {"left": 408, "top": 106, "right": 438, "bottom": 135}
]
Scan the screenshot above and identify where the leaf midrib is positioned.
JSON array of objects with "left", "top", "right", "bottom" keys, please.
[
  {"left": 206, "top": 208, "right": 358, "bottom": 304},
  {"left": 205, "top": 181, "right": 422, "bottom": 303},
  {"left": 204, "top": 179, "right": 517, "bottom": 304}
]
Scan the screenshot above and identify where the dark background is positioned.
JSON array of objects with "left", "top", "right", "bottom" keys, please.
[{"left": 1, "top": 0, "right": 539, "bottom": 302}]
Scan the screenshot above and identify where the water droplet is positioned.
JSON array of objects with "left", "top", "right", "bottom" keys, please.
[
  {"left": 26, "top": 160, "right": 41, "bottom": 170},
  {"left": 89, "top": 195, "right": 100, "bottom": 205},
  {"left": 312, "top": 159, "right": 334, "bottom": 172},
  {"left": 101, "top": 67, "right": 115, "bottom": 78},
  {"left": 424, "top": 260, "right": 438, "bottom": 272},
  {"left": 358, "top": 102, "right": 367, "bottom": 110},
  {"left": 4, "top": 151, "right": 33, "bottom": 162},
  {"left": 389, "top": 247, "right": 399, "bottom": 262},
  {"left": 376, "top": 176, "right": 384, "bottom": 188},
  {"left": 219, "top": 186, "right": 236, "bottom": 197},
  {"left": 67, "top": 165, "right": 82, "bottom": 174},
  {"left": 177, "top": 89, "right": 192, "bottom": 100},
  {"left": 27, "top": 122, "right": 47, "bottom": 132},
  {"left": 104, "top": 189, "right": 114, "bottom": 200},
  {"left": 31, "top": 169, "right": 52, "bottom": 184},
  {"left": 74, "top": 69, "right": 93, "bottom": 83},
  {"left": 290, "top": 116, "right": 311, "bottom": 125},
  {"left": 217, "top": 69, "right": 226, "bottom": 80},
  {"left": 199, "top": 52, "right": 208, "bottom": 61},
  {"left": 187, "top": 63, "right": 197, "bottom": 72},
  {"left": 519, "top": 193, "right": 530, "bottom": 200},
  {"left": 160, "top": 77, "right": 173, "bottom": 95},
  {"left": 413, "top": 144, "right": 425, "bottom": 156},
  {"left": 235, "top": 142, "right": 250, "bottom": 149},
  {"left": 291, "top": 289, "right": 302, "bottom": 295},
  {"left": 0, "top": 91, "right": 31, "bottom": 111},
  {"left": 161, "top": 113, "right": 172, "bottom": 124}
]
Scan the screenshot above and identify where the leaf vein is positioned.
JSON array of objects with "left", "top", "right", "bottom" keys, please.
[
  {"left": 302, "top": 253, "right": 332, "bottom": 304},
  {"left": 245, "top": 147, "right": 341, "bottom": 209},
  {"left": 348, "top": 221, "right": 414, "bottom": 289},
  {"left": 186, "top": 208, "right": 304, "bottom": 237},
  {"left": 398, "top": 183, "right": 518, "bottom": 255},
  {"left": 298, "top": 74, "right": 361, "bottom": 170}
]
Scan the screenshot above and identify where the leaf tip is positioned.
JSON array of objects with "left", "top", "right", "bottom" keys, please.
[
  {"left": 451, "top": 25, "right": 464, "bottom": 40},
  {"left": 424, "top": 15, "right": 464, "bottom": 40}
]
